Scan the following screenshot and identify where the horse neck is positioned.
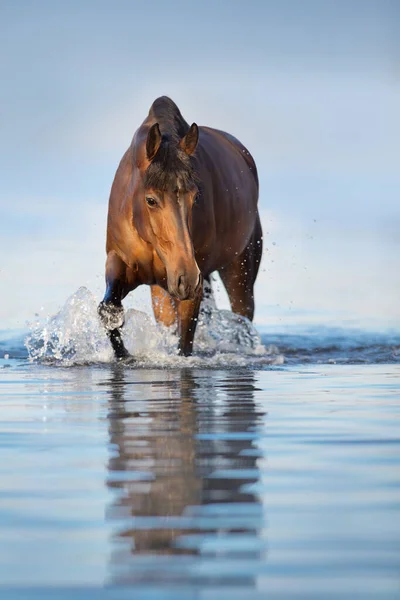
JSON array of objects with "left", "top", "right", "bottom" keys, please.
[{"left": 149, "top": 103, "right": 189, "bottom": 140}]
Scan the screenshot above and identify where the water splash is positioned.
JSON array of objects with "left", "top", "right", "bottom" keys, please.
[
  {"left": 25, "top": 286, "right": 282, "bottom": 367},
  {"left": 195, "top": 285, "right": 268, "bottom": 356},
  {"left": 25, "top": 287, "right": 113, "bottom": 364}
]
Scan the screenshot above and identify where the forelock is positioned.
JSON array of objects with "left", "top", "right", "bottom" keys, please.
[{"left": 143, "top": 138, "right": 198, "bottom": 192}]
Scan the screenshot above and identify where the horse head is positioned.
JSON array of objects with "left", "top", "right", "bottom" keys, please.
[{"left": 133, "top": 121, "right": 202, "bottom": 301}]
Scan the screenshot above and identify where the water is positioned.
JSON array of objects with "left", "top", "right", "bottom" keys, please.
[
  {"left": 8, "top": 286, "right": 400, "bottom": 367},
  {"left": 0, "top": 290, "right": 399, "bottom": 599}
]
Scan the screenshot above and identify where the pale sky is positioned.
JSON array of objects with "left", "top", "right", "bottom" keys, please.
[{"left": 0, "top": 0, "right": 399, "bottom": 331}]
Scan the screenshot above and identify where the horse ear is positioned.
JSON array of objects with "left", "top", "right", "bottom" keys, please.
[
  {"left": 179, "top": 123, "right": 199, "bottom": 156},
  {"left": 146, "top": 123, "right": 162, "bottom": 161}
]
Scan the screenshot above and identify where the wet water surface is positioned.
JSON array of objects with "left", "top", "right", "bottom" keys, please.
[{"left": 1, "top": 358, "right": 399, "bottom": 599}]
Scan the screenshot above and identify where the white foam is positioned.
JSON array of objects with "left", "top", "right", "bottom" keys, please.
[{"left": 25, "top": 285, "right": 283, "bottom": 367}]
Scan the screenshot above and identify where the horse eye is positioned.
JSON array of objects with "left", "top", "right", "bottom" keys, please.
[
  {"left": 193, "top": 193, "right": 200, "bottom": 205},
  {"left": 146, "top": 197, "right": 157, "bottom": 207}
]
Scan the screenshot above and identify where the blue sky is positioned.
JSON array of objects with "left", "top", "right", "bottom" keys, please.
[{"left": 0, "top": 0, "right": 399, "bottom": 330}]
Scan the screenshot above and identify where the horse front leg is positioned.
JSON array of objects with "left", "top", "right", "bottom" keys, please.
[
  {"left": 151, "top": 285, "right": 178, "bottom": 329},
  {"left": 98, "top": 251, "right": 130, "bottom": 359},
  {"left": 177, "top": 288, "right": 202, "bottom": 357}
]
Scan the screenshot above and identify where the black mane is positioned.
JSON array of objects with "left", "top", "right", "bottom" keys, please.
[{"left": 144, "top": 97, "right": 198, "bottom": 192}]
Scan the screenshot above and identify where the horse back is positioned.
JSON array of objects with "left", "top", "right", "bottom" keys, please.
[
  {"left": 190, "top": 126, "right": 260, "bottom": 272},
  {"left": 201, "top": 127, "right": 259, "bottom": 189}
]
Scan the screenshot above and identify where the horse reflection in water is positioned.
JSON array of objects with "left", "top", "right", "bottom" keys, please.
[{"left": 105, "top": 367, "right": 265, "bottom": 586}]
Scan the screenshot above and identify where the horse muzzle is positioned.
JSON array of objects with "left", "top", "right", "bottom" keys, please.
[{"left": 170, "top": 270, "right": 203, "bottom": 301}]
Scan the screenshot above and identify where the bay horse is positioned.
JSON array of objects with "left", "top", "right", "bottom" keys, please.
[{"left": 98, "top": 96, "right": 263, "bottom": 358}]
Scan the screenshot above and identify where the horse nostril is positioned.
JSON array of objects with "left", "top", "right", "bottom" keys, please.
[
  {"left": 177, "top": 275, "right": 186, "bottom": 294},
  {"left": 176, "top": 272, "right": 201, "bottom": 299}
]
